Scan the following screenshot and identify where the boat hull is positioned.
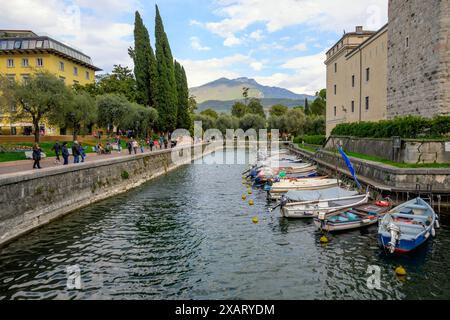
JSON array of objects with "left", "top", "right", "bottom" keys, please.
[
  {"left": 378, "top": 233, "right": 430, "bottom": 253},
  {"left": 314, "top": 217, "right": 378, "bottom": 232}
]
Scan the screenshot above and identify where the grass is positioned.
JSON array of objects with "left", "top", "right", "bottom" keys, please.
[{"left": 296, "top": 144, "right": 320, "bottom": 153}]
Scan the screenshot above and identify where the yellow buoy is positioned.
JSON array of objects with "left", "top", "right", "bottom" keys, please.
[
  {"left": 242, "top": 195, "right": 247, "bottom": 200},
  {"left": 320, "top": 235, "right": 329, "bottom": 243},
  {"left": 252, "top": 217, "right": 259, "bottom": 224},
  {"left": 395, "top": 266, "right": 407, "bottom": 276},
  {"left": 248, "top": 190, "right": 253, "bottom": 195},
  {"left": 249, "top": 200, "right": 254, "bottom": 206}
]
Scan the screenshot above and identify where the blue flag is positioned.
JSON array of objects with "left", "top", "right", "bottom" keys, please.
[{"left": 337, "top": 145, "right": 362, "bottom": 189}]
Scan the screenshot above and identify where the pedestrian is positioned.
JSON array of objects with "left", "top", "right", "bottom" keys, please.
[
  {"left": 132, "top": 139, "right": 138, "bottom": 154},
  {"left": 159, "top": 135, "right": 164, "bottom": 149},
  {"left": 149, "top": 139, "right": 154, "bottom": 152},
  {"left": 51, "top": 140, "right": 61, "bottom": 164},
  {"left": 164, "top": 137, "right": 168, "bottom": 149},
  {"left": 72, "top": 141, "right": 81, "bottom": 164},
  {"left": 79, "top": 142, "right": 86, "bottom": 163},
  {"left": 62, "top": 142, "right": 69, "bottom": 165},
  {"left": 140, "top": 139, "right": 145, "bottom": 153},
  {"left": 127, "top": 139, "right": 133, "bottom": 155},
  {"left": 116, "top": 136, "right": 122, "bottom": 153},
  {"left": 32, "top": 143, "right": 42, "bottom": 169}
]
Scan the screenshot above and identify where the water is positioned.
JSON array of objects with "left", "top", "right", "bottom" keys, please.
[{"left": 1, "top": 149, "right": 450, "bottom": 300}]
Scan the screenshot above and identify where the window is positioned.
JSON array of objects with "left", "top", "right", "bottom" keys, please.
[
  {"left": 73, "top": 80, "right": 79, "bottom": 85},
  {"left": 36, "top": 40, "right": 43, "bottom": 48},
  {"left": 352, "top": 75, "right": 355, "bottom": 87},
  {"left": 7, "top": 59, "right": 14, "bottom": 68},
  {"left": 365, "top": 96, "right": 370, "bottom": 110},
  {"left": 59, "top": 76, "right": 66, "bottom": 83},
  {"left": 366, "top": 68, "right": 370, "bottom": 82},
  {"left": 334, "top": 106, "right": 337, "bottom": 117},
  {"left": 10, "top": 103, "right": 17, "bottom": 112},
  {"left": 59, "top": 61, "right": 65, "bottom": 71},
  {"left": 6, "top": 74, "right": 15, "bottom": 82},
  {"left": 334, "top": 84, "right": 337, "bottom": 95},
  {"left": 36, "top": 58, "right": 43, "bottom": 67},
  {"left": 21, "top": 74, "right": 30, "bottom": 83},
  {"left": 11, "top": 127, "right": 17, "bottom": 135},
  {"left": 22, "top": 58, "right": 29, "bottom": 67},
  {"left": 334, "top": 63, "right": 337, "bottom": 73},
  {"left": 351, "top": 100, "right": 355, "bottom": 113},
  {"left": 14, "top": 41, "right": 22, "bottom": 49},
  {"left": 73, "top": 67, "right": 78, "bottom": 76},
  {"left": 85, "top": 71, "right": 90, "bottom": 80}
]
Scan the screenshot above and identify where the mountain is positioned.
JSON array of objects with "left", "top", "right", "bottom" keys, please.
[
  {"left": 197, "top": 98, "right": 308, "bottom": 113},
  {"left": 190, "top": 77, "right": 315, "bottom": 104}
]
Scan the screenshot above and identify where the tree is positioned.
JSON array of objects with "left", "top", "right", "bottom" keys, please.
[
  {"left": 0, "top": 71, "right": 70, "bottom": 143},
  {"left": 304, "top": 98, "right": 310, "bottom": 115},
  {"left": 200, "top": 108, "right": 218, "bottom": 119},
  {"left": 242, "top": 87, "right": 250, "bottom": 106},
  {"left": 49, "top": 91, "right": 97, "bottom": 141},
  {"left": 120, "top": 103, "right": 158, "bottom": 137},
  {"left": 188, "top": 95, "right": 198, "bottom": 113},
  {"left": 247, "top": 98, "right": 266, "bottom": 118},
  {"left": 269, "top": 104, "right": 288, "bottom": 117},
  {"left": 285, "top": 108, "right": 306, "bottom": 136},
  {"left": 194, "top": 114, "right": 216, "bottom": 132},
  {"left": 231, "top": 101, "right": 247, "bottom": 118},
  {"left": 130, "top": 11, "right": 158, "bottom": 106},
  {"left": 216, "top": 114, "right": 239, "bottom": 134},
  {"left": 239, "top": 114, "right": 266, "bottom": 131},
  {"left": 155, "top": 5, "right": 178, "bottom": 132},
  {"left": 309, "top": 89, "right": 326, "bottom": 116},
  {"left": 96, "top": 94, "right": 130, "bottom": 136},
  {"left": 174, "top": 61, "right": 191, "bottom": 129}
]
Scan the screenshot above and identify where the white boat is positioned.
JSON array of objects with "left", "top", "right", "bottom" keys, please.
[{"left": 275, "top": 187, "right": 370, "bottom": 219}]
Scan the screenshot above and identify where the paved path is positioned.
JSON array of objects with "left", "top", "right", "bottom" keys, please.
[{"left": 0, "top": 148, "right": 168, "bottom": 176}]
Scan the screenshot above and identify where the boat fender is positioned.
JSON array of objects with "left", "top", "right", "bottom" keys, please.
[
  {"left": 395, "top": 266, "right": 407, "bottom": 276},
  {"left": 320, "top": 235, "right": 329, "bottom": 243},
  {"left": 435, "top": 220, "right": 440, "bottom": 229},
  {"left": 318, "top": 212, "right": 326, "bottom": 221},
  {"left": 431, "top": 227, "right": 436, "bottom": 238},
  {"left": 362, "top": 219, "right": 371, "bottom": 224}
]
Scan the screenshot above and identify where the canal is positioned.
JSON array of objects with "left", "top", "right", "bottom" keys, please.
[{"left": 0, "top": 149, "right": 450, "bottom": 300}]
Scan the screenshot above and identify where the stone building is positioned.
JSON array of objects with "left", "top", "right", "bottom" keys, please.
[{"left": 325, "top": 0, "right": 450, "bottom": 136}]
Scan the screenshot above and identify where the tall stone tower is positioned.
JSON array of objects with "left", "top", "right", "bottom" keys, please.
[{"left": 387, "top": 0, "right": 450, "bottom": 118}]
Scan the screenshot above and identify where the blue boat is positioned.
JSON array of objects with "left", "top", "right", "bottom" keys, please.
[{"left": 378, "top": 197, "right": 439, "bottom": 253}]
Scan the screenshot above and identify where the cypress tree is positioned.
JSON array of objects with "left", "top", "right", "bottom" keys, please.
[
  {"left": 174, "top": 61, "right": 191, "bottom": 130},
  {"left": 304, "top": 98, "right": 310, "bottom": 115},
  {"left": 155, "top": 5, "right": 178, "bottom": 132},
  {"left": 131, "top": 11, "right": 157, "bottom": 107}
]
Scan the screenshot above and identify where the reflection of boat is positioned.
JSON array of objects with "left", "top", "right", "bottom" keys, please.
[
  {"left": 273, "top": 187, "right": 369, "bottom": 218},
  {"left": 378, "top": 198, "right": 439, "bottom": 254},
  {"left": 314, "top": 201, "right": 391, "bottom": 231}
]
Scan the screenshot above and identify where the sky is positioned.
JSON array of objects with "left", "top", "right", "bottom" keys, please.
[{"left": 0, "top": 0, "right": 388, "bottom": 95}]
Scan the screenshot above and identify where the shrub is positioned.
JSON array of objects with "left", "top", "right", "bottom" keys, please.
[
  {"left": 331, "top": 116, "right": 450, "bottom": 138},
  {"left": 295, "top": 135, "right": 327, "bottom": 146}
]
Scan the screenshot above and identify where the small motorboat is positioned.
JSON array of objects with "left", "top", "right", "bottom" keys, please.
[
  {"left": 272, "top": 187, "right": 369, "bottom": 218},
  {"left": 378, "top": 197, "right": 439, "bottom": 254},
  {"left": 314, "top": 201, "right": 392, "bottom": 232}
]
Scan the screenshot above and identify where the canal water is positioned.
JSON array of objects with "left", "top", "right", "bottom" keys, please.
[{"left": 1, "top": 149, "right": 450, "bottom": 300}]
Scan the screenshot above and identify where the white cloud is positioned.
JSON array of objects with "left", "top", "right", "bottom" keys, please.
[
  {"left": 255, "top": 50, "right": 326, "bottom": 95},
  {"left": 249, "top": 29, "right": 264, "bottom": 41},
  {"left": 292, "top": 43, "right": 307, "bottom": 51},
  {"left": 189, "top": 19, "right": 203, "bottom": 27},
  {"left": 250, "top": 61, "right": 263, "bottom": 71},
  {"left": 190, "top": 36, "right": 211, "bottom": 51},
  {"left": 203, "top": 0, "right": 388, "bottom": 44},
  {"left": 223, "top": 35, "right": 242, "bottom": 46},
  {"left": 0, "top": 0, "right": 136, "bottom": 73}
]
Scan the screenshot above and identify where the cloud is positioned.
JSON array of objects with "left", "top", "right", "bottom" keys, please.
[
  {"left": 255, "top": 50, "right": 326, "bottom": 95},
  {"left": 203, "top": 0, "right": 388, "bottom": 43},
  {"left": 249, "top": 29, "right": 264, "bottom": 41},
  {"left": 190, "top": 36, "right": 211, "bottom": 51},
  {"left": 292, "top": 43, "right": 307, "bottom": 51},
  {"left": 0, "top": 0, "right": 136, "bottom": 73},
  {"left": 189, "top": 19, "right": 203, "bottom": 27},
  {"left": 250, "top": 61, "right": 263, "bottom": 71},
  {"left": 223, "top": 35, "right": 242, "bottom": 47}
]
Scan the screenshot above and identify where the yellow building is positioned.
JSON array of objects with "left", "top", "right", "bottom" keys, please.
[
  {"left": 325, "top": 25, "right": 388, "bottom": 136},
  {"left": 0, "top": 30, "right": 101, "bottom": 135}
]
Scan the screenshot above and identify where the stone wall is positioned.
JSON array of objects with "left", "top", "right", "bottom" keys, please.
[
  {"left": 387, "top": 0, "right": 450, "bottom": 118},
  {"left": 0, "top": 143, "right": 215, "bottom": 247},
  {"left": 325, "top": 136, "right": 450, "bottom": 164}
]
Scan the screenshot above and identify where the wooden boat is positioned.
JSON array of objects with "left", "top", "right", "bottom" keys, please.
[
  {"left": 313, "top": 201, "right": 391, "bottom": 231},
  {"left": 378, "top": 198, "right": 439, "bottom": 253},
  {"left": 275, "top": 187, "right": 369, "bottom": 218},
  {"left": 267, "top": 179, "right": 340, "bottom": 201}
]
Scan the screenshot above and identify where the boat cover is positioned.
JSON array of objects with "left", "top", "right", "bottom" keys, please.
[{"left": 285, "top": 187, "right": 359, "bottom": 202}]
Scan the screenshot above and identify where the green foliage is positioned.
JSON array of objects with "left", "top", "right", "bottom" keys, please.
[
  {"left": 174, "top": 62, "right": 192, "bottom": 130},
  {"left": 96, "top": 94, "right": 130, "bottom": 135},
  {"left": 269, "top": 104, "right": 288, "bottom": 117},
  {"left": 304, "top": 115, "right": 326, "bottom": 135},
  {"left": 216, "top": 114, "right": 239, "bottom": 134},
  {"left": 155, "top": 5, "right": 178, "bottom": 132},
  {"left": 194, "top": 114, "right": 216, "bottom": 132},
  {"left": 121, "top": 170, "right": 130, "bottom": 180},
  {"left": 130, "top": 11, "right": 158, "bottom": 106},
  {"left": 120, "top": 103, "right": 158, "bottom": 138},
  {"left": 331, "top": 116, "right": 450, "bottom": 138},
  {"left": 0, "top": 71, "right": 71, "bottom": 142},
  {"left": 246, "top": 98, "right": 266, "bottom": 118},
  {"left": 200, "top": 108, "right": 219, "bottom": 119},
  {"left": 294, "top": 135, "right": 326, "bottom": 146},
  {"left": 231, "top": 101, "right": 247, "bottom": 118},
  {"left": 239, "top": 114, "right": 266, "bottom": 131},
  {"left": 309, "top": 89, "right": 326, "bottom": 116}
]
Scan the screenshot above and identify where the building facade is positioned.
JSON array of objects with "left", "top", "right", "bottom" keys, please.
[
  {"left": 325, "top": 0, "right": 450, "bottom": 136},
  {"left": 325, "top": 25, "right": 388, "bottom": 136},
  {"left": 387, "top": 0, "right": 450, "bottom": 118},
  {"left": 0, "top": 30, "right": 101, "bottom": 135}
]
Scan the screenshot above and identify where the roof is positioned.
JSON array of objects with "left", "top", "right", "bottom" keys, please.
[{"left": 0, "top": 31, "right": 102, "bottom": 71}]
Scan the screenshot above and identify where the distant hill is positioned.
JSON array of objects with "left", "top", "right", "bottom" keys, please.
[
  {"left": 190, "top": 77, "right": 315, "bottom": 106},
  {"left": 197, "top": 98, "right": 308, "bottom": 113}
]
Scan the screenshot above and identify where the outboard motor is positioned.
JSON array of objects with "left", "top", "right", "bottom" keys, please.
[{"left": 387, "top": 223, "right": 400, "bottom": 254}]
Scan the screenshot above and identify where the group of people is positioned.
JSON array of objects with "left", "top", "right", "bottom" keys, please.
[{"left": 32, "top": 141, "right": 86, "bottom": 169}]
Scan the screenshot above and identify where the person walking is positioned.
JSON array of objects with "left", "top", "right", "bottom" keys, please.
[
  {"left": 79, "top": 142, "right": 86, "bottom": 163},
  {"left": 159, "top": 135, "right": 164, "bottom": 150},
  {"left": 140, "top": 139, "right": 145, "bottom": 153},
  {"left": 127, "top": 139, "right": 133, "bottom": 155},
  {"left": 32, "top": 143, "right": 42, "bottom": 169},
  {"left": 164, "top": 137, "right": 168, "bottom": 149},
  {"left": 116, "top": 136, "right": 122, "bottom": 153},
  {"left": 149, "top": 139, "right": 154, "bottom": 152},
  {"left": 72, "top": 141, "right": 81, "bottom": 164},
  {"left": 132, "top": 139, "right": 138, "bottom": 154},
  {"left": 51, "top": 141, "right": 61, "bottom": 164},
  {"left": 62, "top": 142, "right": 69, "bottom": 165}
]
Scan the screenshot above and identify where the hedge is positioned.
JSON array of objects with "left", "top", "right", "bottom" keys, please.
[
  {"left": 331, "top": 116, "right": 450, "bottom": 138},
  {"left": 294, "top": 135, "right": 327, "bottom": 146}
]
